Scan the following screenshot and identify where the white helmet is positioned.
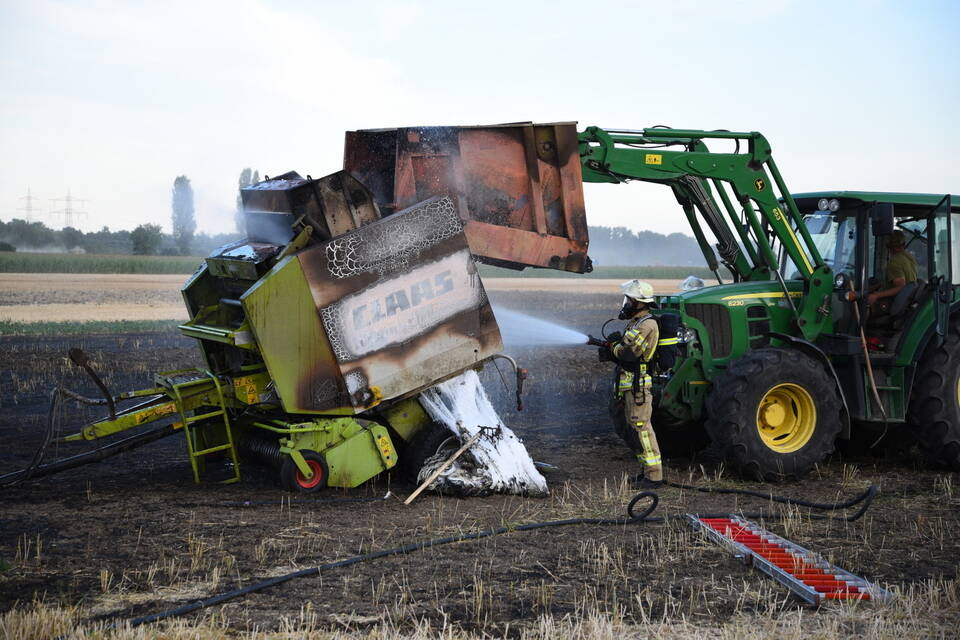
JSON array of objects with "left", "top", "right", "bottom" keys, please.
[{"left": 621, "top": 279, "right": 655, "bottom": 303}]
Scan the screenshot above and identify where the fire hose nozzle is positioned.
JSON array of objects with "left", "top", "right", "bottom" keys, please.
[{"left": 586, "top": 335, "right": 607, "bottom": 348}]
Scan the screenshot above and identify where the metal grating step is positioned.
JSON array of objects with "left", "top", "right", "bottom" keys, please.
[{"left": 688, "top": 515, "right": 893, "bottom": 605}]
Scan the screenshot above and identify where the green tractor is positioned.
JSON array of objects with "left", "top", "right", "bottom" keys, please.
[{"left": 578, "top": 127, "right": 959, "bottom": 479}]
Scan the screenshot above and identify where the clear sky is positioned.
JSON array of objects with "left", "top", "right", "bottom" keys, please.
[{"left": 1, "top": 0, "right": 957, "bottom": 236}]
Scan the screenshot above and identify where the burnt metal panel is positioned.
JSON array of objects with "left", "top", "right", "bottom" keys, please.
[
  {"left": 242, "top": 254, "right": 350, "bottom": 415},
  {"left": 292, "top": 195, "right": 503, "bottom": 413},
  {"left": 344, "top": 122, "right": 591, "bottom": 273},
  {"left": 241, "top": 170, "right": 380, "bottom": 242}
]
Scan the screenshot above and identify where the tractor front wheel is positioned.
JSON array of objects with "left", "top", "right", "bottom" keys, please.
[
  {"left": 281, "top": 450, "right": 329, "bottom": 493},
  {"left": 705, "top": 348, "right": 842, "bottom": 481},
  {"left": 908, "top": 319, "right": 960, "bottom": 470}
]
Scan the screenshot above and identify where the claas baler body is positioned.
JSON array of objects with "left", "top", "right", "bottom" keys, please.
[{"left": 61, "top": 123, "right": 591, "bottom": 492}]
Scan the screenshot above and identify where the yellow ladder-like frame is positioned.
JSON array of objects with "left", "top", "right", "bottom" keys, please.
[{"left": 161, "top": 370, "right": 241, "bottom": 484}]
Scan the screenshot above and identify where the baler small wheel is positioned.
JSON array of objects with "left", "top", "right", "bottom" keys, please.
[{"left": 281, "top": 450, "right": 328, "bottom": 493}]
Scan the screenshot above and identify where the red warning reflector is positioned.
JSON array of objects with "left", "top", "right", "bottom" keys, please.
[{"left": 687, "top": 514, "right": 893, "bottom": 605}]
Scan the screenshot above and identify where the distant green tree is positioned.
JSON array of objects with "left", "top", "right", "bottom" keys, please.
[
  {"left": 60, "top": 226, "right": 84, "bottom": 250},
  {"left": 131, "top": 223, "right": 163, "bottom": 255},
  {"left": 236, "top": 168, "right": 259, "bottom": 235},
  {"left": 1, "top": 218, "right": 56, "bottom": 248},
  {"left": 171, "top": 175, "right": 196, "bottom": 255},
  {"left": 82, "top": 225, "right": 132, "bottom": 254},
  {"left": 0, "top": 241, "right": 16, "bottom": 252}
]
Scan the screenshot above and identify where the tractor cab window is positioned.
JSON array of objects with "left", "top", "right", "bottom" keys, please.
[
  {"left": 884, "top": 217, "right": 929, "bottom": 282},
  {"left": 778, "top": 210, "right": 856, "bottom": 280},
  {"left": 863, "top": 199, "right": 954, "bottom": 343}
]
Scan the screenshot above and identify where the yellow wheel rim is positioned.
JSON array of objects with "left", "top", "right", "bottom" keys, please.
[{"left": 755, "top": 383, "right": 817, "bottom": 453}]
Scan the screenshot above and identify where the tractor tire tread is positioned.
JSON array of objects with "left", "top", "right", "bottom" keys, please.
[
  {"left": 704, "top": 347, "right": 843, "bottom": 481},
  {"left": 907, "top": 318, "right": 960, "bottom": 470}
]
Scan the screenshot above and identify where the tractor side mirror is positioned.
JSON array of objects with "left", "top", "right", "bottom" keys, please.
[{"left": 871, "top": 203, "right": 895, "bottom": 236}]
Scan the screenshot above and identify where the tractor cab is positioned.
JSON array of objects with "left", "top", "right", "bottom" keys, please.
[{"left": 784, "top": 192, "right": 957, "bottom": 357}]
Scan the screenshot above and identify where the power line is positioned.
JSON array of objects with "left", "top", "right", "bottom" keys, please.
[
  {"left": 16, "top": 188, "right": 42, "bottom": 222},
  {"left": 48, "top": 189, "right": 89, "bottom": 229}
]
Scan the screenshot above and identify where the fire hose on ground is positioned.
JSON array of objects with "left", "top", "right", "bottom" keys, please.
[{"left": 74, "top": 483, "right": 877, "bottom": 633}]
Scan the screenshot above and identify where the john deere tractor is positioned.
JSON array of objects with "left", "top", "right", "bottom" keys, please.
[{"left": 576, "top": 127, "right": 959, "bottom": 479}]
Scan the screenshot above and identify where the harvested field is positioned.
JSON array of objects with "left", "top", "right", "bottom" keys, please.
[
  {"left": 0, "top": 273, "right": 684, "bottom": 323},
  {"left": 0, "top": 287, "right": 958, "bottom": 639},
  {"left": 0, "top": 274, "right": 187, "bottom": 323}
]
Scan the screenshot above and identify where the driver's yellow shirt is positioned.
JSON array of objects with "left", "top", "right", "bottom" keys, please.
[{"left": 886, "top": 250, "right": 918, "bottom": 286}]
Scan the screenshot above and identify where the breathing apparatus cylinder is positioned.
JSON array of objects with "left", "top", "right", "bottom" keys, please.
[{"left": 655, "top": 312, "right": 681, "bottom": 372}]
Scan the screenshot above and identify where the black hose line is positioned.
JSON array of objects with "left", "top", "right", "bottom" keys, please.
[
  {"left": 0, "top": 423, "right": 179, "bottom": 486},
  {"left": 123, "top": 493, "right": 660, "bottom": 629},
  {"left": 0, "top": 386, "right": 62, "bottom": 487},
  {"left": 655, "top": 483, "right": 879, "bottom": 523},
  {"left": 101, "top": 484, "right": 877, "bottom": 631},
  {"left": 174, "top": 495, "right": 394, "bottom": 508}
]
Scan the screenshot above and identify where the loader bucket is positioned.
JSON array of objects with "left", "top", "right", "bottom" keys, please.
[{"left": 344, "top": 122, "right": 591, "bottom": 273}]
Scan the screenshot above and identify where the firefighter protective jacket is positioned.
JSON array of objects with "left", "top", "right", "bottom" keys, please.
[{"left": 613, "top": 313, "right": 659, "bottom": 395}]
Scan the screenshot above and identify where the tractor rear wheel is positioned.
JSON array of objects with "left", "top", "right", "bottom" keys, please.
[
  {"left": 281, "top": 450, "right": 328, "bottom": 493},
  {"left": 908, "top": 319, "right": 960, "bottom": 470},
  {"left": 705, "top": 348, "right": 842, "bottom": 481}
]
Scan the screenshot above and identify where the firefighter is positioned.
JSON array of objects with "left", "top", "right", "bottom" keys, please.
[{"left": 608, "top": 279, "right": 664, "bottom": 488}]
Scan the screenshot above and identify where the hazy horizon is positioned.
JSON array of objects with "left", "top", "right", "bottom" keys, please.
[{"left": 2, "top": 0, "right": 957, "bottom": 237}]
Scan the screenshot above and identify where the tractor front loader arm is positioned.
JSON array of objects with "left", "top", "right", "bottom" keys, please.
[{"left": 578, "top": 126, "right": 834, "bottom": 341}]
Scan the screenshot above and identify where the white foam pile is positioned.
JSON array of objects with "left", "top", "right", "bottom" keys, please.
[{"left": 417, "top": 370, "right": 548, "bottom": 497}]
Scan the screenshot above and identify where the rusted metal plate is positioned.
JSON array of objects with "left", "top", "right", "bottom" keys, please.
[
  {"left": 344, "top": 122, "right": 591, "bottom": 273},
  {"left": 286, "top": 195, "right": 503, "bottom": 413},
  {"left": 241, "top": 170, "right": 379, "bottom": 242}
]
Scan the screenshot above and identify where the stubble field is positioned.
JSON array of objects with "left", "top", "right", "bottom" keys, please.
[{"left": 0, "top": 277, "right": 958, "bottom": 639}]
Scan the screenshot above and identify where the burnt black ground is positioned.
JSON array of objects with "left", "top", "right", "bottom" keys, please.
[{"left": 1, "top": 290, "right": 958, "bottom": 633}]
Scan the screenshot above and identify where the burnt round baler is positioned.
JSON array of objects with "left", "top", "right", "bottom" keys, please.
[{"left": 14, "top": 122, "right": 591, "bottom": 492}]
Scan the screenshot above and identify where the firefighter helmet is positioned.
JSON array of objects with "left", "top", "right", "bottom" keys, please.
[{"left": 621, "top": 279, "right": 655, "bottom": 303}]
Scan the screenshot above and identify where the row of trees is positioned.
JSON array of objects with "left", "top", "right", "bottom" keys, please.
[
  {"left": 0, "top": 217, "right": 239, "bottom": 256},
  {"left": 3, "top": 169, "right": 706, "bottom": 263},
  {"left": 1, "top": 170, "right": 259, "bottom": 255},
  {"left": 1, "top": 215, "right": 704, "bottom": 264},
  {"left": 587, "top": 226, "right": 705, "bottom": 266}
]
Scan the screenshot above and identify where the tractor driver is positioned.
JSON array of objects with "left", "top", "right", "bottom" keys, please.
[
  {"left": 606, "top": 280, "right": 663, "bottom": 489},
  {"left": 867, "top": 230, "right": 918, "bottom": 311}
]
